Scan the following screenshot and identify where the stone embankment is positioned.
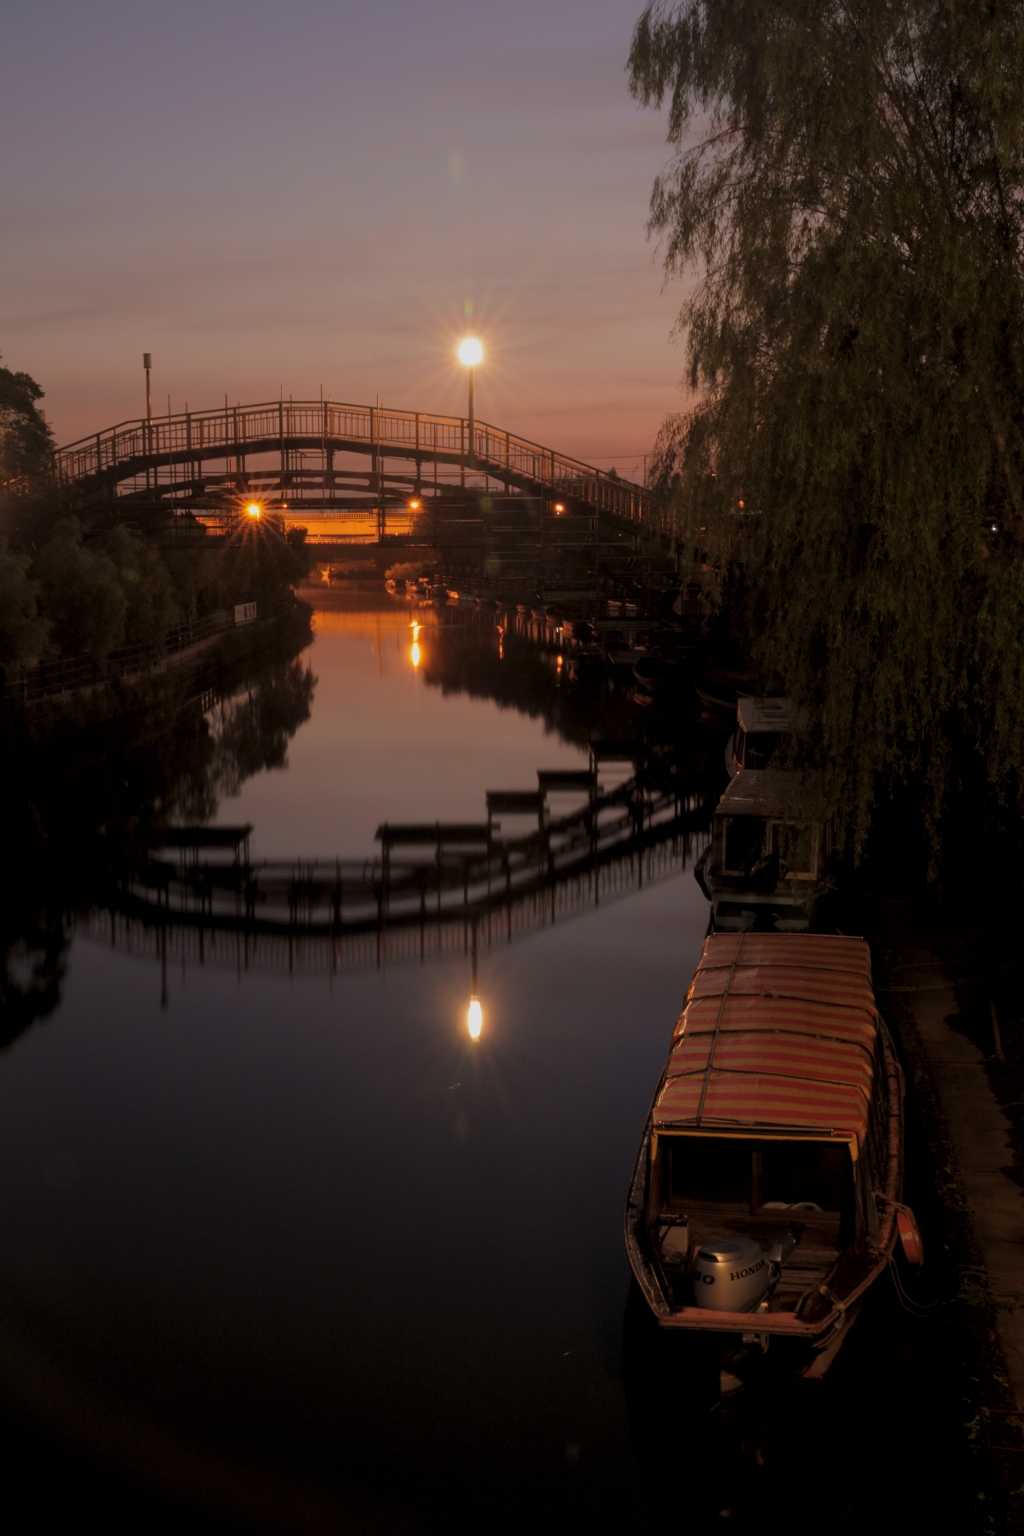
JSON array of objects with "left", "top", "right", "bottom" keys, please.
[{"left": 872, "top": 901, "right": 1024, "bottom": 1528}]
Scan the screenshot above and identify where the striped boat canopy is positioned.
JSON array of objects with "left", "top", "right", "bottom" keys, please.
[{"left": 653, "top": 933, "right": 878, "bottom": 1152}]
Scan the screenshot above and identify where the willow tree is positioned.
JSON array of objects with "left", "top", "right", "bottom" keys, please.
[{"left": 630, "top": 1, "right": 1024, "bottom": 857}]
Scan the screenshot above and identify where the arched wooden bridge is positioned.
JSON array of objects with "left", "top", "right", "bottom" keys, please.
[{"left": 56, "top": 397, "right": 653, "bottom": 531}]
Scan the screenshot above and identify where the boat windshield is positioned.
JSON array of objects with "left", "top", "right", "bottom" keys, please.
[
  {"left": 741, "top": 731, "right": 780, "bottom": 770},
  {"left": 664, "top": 1136, "right": 851, "bottom": 1215}
]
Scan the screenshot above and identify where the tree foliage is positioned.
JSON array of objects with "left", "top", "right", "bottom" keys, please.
[
  {"left": 630, "top": 0, "right": 1024, "bottom": 854},
  {"left": 33, "top": 518, "right": 129, "bottom": 665},
  {"left": 0, "top": 539, "right": 48, "bottom": 665},
  {"left": 0, "top": 359, "right": 52, "bottom": 484},
  {"left": 0, "top": 357, "right": 64, "bottom": 551}
]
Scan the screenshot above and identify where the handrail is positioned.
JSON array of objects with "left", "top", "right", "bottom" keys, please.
[{"left": 55, "top": 398, "right": 647, "bottom": 522}]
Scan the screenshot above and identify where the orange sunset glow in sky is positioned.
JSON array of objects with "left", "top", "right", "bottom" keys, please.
[{"left": 0, "top": 0, "right": 693, "bottom": 473}]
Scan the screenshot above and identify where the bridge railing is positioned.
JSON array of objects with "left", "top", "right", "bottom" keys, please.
[{"left": 55, "top": 399, "right": 648, "bottom": 523}]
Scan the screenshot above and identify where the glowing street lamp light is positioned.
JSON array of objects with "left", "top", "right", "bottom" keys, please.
[
  {"left": 465, "top": 919, "right": 483, "bottom": 1040},
  {"left": 458, "top": 337, "right": 483, "bottom": 467},
  {"left": 246, "top": 502, "right": 262, "bottom": 519}
]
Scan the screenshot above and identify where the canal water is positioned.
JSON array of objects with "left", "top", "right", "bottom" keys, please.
[{"left": 0, "top": 586, "right": 982, "bottom": 1533}]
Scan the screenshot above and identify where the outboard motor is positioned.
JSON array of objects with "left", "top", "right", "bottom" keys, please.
[{"left": 691, "top": 1235, "right": 770, "bottom": 1313}]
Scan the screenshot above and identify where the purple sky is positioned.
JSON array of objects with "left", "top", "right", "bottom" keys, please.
[{"left": 0, "top": 1, "right": 691, "bottom": 475}]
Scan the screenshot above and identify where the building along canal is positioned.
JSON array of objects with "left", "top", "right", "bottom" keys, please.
[{"left": 0, "top": 582, "right": 996, "bottom": 1532}]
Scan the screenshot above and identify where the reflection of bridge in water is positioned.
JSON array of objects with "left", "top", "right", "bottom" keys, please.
[{"left": 94, "top": 742, "right": 714, "bottom": 979}]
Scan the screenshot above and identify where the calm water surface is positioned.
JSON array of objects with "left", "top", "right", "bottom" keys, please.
[
  {"left": 0, "top": 588, "right": 712, "bottom": 1531},
  {"left": 0, "top": 588, "right": 983, "bottom": 1533}
]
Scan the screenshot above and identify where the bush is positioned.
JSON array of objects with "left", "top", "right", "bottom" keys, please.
[
  {"left": 0, "top": 537, "right": 47, "bottom": 664},
  {"left": 33, "top": 518, "right": 126, "bottom": 665},
  {"left": 100, "top": 525, "right": 179, "bottom": 648}
]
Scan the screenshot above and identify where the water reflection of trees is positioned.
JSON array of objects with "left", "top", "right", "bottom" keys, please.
[
  {"left": 422, "top": 607, "right": 655, "bottom": 747},
  {"left": 0, "top": 601, "right": 724, "bottom": 1045},
  {"left": 0, "top": 633, "right": 316, "bottom": 1048},
  {"left": 169, "top": 661, "right": 316, "bottom": 823}
]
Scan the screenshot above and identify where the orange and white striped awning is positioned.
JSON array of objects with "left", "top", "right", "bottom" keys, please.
[{"left": 652, "top": 933, "right": 878, "bottom": 1150}]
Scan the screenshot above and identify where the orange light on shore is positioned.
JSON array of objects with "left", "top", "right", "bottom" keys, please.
[
  {"left": 467, "top": 997, "right": 483, "bottom": 1041},
  {"left": 246, "top": 502, "right": 262, "bottom": 518},
  {"left": 554, "top": 502, "right": 565, "bottom": 514},
  {"left": 408, "top": 498, "right": 421, "bottom": 511}
]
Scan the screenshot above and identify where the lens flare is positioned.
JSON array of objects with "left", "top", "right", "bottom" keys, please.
[
  {"left": 458, "top": 337, "right": 483, "bottom": 367},
  {"left": 467, "top": 997, "right": 483, "bottom": 1040}
]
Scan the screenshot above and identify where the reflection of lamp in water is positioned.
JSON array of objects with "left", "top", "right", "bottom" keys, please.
[
  {"left": 411, "top": 641, "right": 421, "bottom": 667},
  {"left": 466, "top": 919, "right": 483, "bottom": 1041}
]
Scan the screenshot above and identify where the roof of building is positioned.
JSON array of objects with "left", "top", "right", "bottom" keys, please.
[{"left": 652, "top": 933, "right": 879, "bottom": 1150}]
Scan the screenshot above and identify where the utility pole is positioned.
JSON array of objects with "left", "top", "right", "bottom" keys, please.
[{"left": 143, "top": 353, "right": 153, "bottom": 490}]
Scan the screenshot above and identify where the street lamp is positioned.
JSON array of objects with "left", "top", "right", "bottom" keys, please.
[{"left": 457, "top": 337, "right": 483, "bottom": 466}]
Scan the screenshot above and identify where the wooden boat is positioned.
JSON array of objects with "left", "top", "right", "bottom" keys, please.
[
  {"left": 625, "top": 933, "right": 917, "bottom": 1376},
  {"left": 633, "top": 654, "right": 682, "bottom": 697},
  {"left": 698, "top": 768, "right": 832, "bottom": 932},
  {"left": 728, "top": 695, "right": 808, "bottom": 777},
  {"left": 695, "top": 684, "right": 736, "bottom": 719}
]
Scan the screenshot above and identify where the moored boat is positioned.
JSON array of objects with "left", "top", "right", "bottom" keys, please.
[
  {"left": 727, "top": 694, "right": 808, "bottom": 777},
  {"left": 625, "top": 933, "right": 918, "bottom": 1376},
  {"left": 697, "top": 768, "right": 832, "bottom": 932}
]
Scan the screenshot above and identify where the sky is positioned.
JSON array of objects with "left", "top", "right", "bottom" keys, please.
[{"left": 0, "top": 0, "right": 692, "bottom": 476}]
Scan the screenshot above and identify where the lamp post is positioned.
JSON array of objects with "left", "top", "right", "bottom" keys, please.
[
  {"left": 457, "top": 337, "right": 483, "bottom": 468},
  {"left": 143, "top": 353, "right": 153, "bottom": 489}
]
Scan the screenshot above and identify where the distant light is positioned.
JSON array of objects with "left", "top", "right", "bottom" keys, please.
[
  {"left": 246, "top": 502, "right": 261, "bottom": 518},
  {"left": 409, "top": 498, "right": 421, "bottom": 511},
  {"left": 467, "top": 996, "right": 483, "bottom": 1040},
  {"left": 458, "top": 337, "right": 483, "bottom": 368},
  {"left": 554, "top": 502, "right": 565, "bottom": 514},
  {"left": 411, "top": 641, "right": 421, "bottom": 668}
]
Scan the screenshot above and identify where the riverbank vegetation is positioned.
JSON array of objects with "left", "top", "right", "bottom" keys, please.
[
  {"left": 0, "top": 358, "right": 310, "bottom": 675},
  {"left": 631, "top": 1, "right": 1024, "bottom": 868}
]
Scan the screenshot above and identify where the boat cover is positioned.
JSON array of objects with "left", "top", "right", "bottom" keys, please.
[
  {"left": 714, "top": 768, "right": 823, "bottom": 822},
  {"left": 736, "top": 696, "right": 808, "bottom": 735},
  {"left": 653, "top": 933, "right": 878, "bottom": 1151}
]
